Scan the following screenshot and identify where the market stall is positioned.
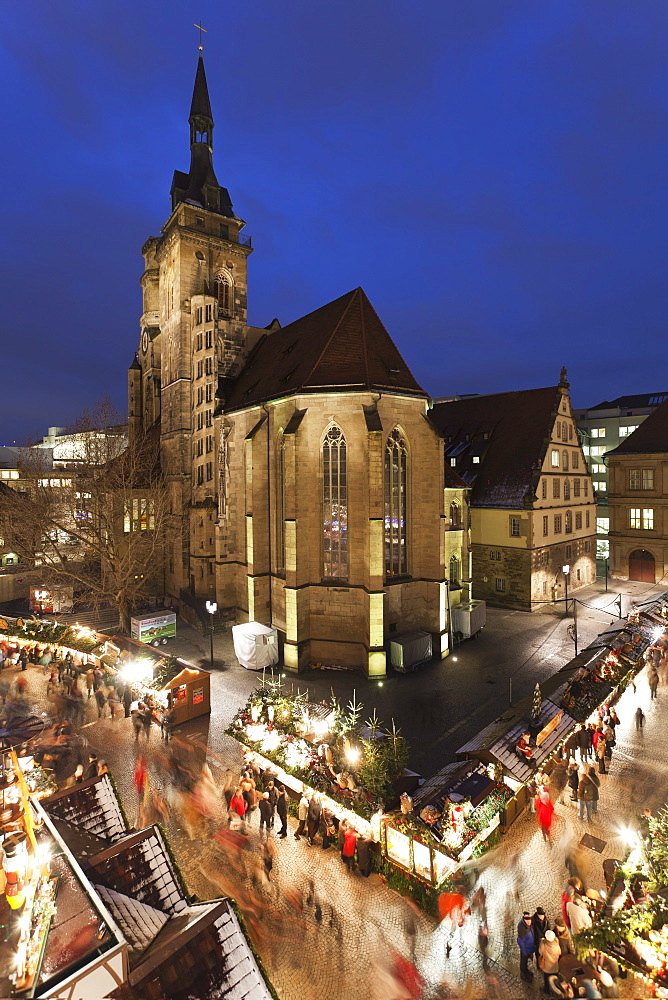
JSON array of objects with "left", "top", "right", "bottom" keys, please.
[
  {"left": 380, "top": 760, "right": 514, "bottom": 886},
  {"left": 0, "top": 614, "right": 113, "bottom": 674},
  {"left": 110, "top": 645, "right": 211, "bottom": 724}
]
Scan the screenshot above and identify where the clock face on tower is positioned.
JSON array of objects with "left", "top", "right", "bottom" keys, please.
[{"left": 141, "top": 329, "right": 149, "bottom": 354}]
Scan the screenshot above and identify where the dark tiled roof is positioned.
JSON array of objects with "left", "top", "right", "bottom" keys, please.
[
  {"left": 430, "top": 386, "right": 560, "bottom": 508},
  {"left": 444, "top": 463, "right": 470, "bottom": 489},
  {"left": 586, "top": 392, "right": 668, "bottom": 410},
  {"left": 605, "top": 397, "right": 668, "bottom": 455},
  {"left": 224, "top": 288, "right": 426, "bottom": 411}
]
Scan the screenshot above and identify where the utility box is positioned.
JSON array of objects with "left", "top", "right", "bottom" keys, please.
[
  {"left": 390, "top": 630, "right": 433, "bottom": 673},
  {"left": 130, "top": 611, "right": 176, "bottom": 646},
  {"left": 451, "top": 600, "right": 486, "bottom": 641}
]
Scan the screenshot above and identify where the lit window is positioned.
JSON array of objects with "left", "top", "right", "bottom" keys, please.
[
  {"left": 551, "top": 450, "right": 559, "bottom": 467},
  {"left": 324, "top": 425, "right": 348, "bottom": 580},
  {"left": 629, "top": 469, "right": 641, "bottom": 490},
  {"left": 384, "top": 428, "right": 407, "bottom": 576},
  {"left": 450, "top": 458, "right": 456, "bottom": 467},
  {"left": 123, "top": 498, "right": 155, "bottom": 532},
  {"left": 591, "top": 428, "right": 606, "bottom": 438},
  {"left": 472, "top": 456, "right": 480, "bottom": 464},
  {"left": 596, "top": 517, "right": 609, "bottom": 532},
  {"left": 630, "top": 508, "right": 641, "bottom": 529},
  {"left": 642, "top": 469, "right": 654, "bottom": 489},
  {"left": 620, "top": 425, "right": 638, "bottom": 437},
  {"left": 643, "top": 508, "right": 654, "bottom": 530},
  {"left": 594, "top": 481, "right": 606, "bottom": 492}
]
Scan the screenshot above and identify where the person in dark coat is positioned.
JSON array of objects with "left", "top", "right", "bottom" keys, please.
[
  {"left": 307, "top": 791, "right": 322, "bottom": 845},
  {"left": 517, "top": 911, "right": 536, "bottom": 982},
  {"left": 356, "top": 835, "right": 372, "bottom": 877},
  {"left": 258, "top": 792, "right": 273, "bottom": 835},
  {"left": 123, "top": 684, "right": 133, "bottom": 718},
  {"left": 532, "top": 906, "right": 548, "bottom": 945},
  {"left": 94, "top": 687, "right": 107, "bottom": 719},
  {"left": 567, "top": 764, "right": 580, "bottom": 802},
  {"left": 553, "top": 917, "right": 575, "bottom": 956},
  {"left": 265, "top": 780, "right": 278, "bottom": 826},
  {"left": 320, "top": 805, "right": 336, "bottom": 849},
  {"left": 275, "top": 784, "right": 288, "bottom": 838}
]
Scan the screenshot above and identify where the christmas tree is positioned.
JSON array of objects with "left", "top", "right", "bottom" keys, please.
[{"left": 530, "top": 683, "right": 542, "bottom": 726}]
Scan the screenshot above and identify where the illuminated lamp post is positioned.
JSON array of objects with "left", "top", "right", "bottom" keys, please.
[
  {"left": 205, "top": 600, "right": 217, "bottom": 670},
  {"left": 562, "top": 564, "right": 570, "bottom": 617}
]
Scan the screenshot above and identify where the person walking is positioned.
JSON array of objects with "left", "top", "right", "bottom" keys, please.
[
  {"left": 141, "top": 704, "right": 153, "bottom": 741},
  {"left": 275, "top": 784, "right": 288, "bottom": 838},
  {"left": 517, "top": 911, "right": 536, "bottom": 983},
  {"left": 535, "top": 787, "right": 555, "bottom": 843},
  {"left": 341, "top": 824, "right": 358, "bottom": 872},
  {"left": 648, "top": 666, "right": 659, "bottom": 700},
  {"left": 258, "top": 792, "right": 273, "bottom": 836},
  {"left": 131, "top": 706, "right": 143, "bottom": 742},
  {"left": 635, "top": 706, "right": 645, "bottom": 729},
  {"left": 567, "top": 764, "right": 580, "bottom": 802},
  {"left": 294, "top": 790, "right": 309, "bottom": 840},
  {"left": 307, "top": 791, "right": 322, "bottom": 845},
  {"left": 123, "top": 684, "right": 133, "bottom": 719},
  {"left": 578, "top": 770, "right": 595, "bottom": 823},
  {"left": 85, "top": 669, "right": 95, "bottom": 699},
  {"left": 538, "top": 929, "right": 561, "bottom": 993},
  {"left": 265, "top": 780, "right": 278, "bottom": 828},
  {"left": 587, "top": 766, "right": 600, "bottom": 816},
  {"left": 95, "top": 686, "right": 107, "bottom": 719},
  {"left": 228, "top": 787, "right": 247, "bottom": 831}
]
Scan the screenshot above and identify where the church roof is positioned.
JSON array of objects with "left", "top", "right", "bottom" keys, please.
[
  {"left": 190, "top": 54, "right": 213, "bottom": 121},
  {"left": 430, "top": 386, "right": 562, "bottom": 508},
  {"left": 605, "top": 396, "right": 668, "bottom": 456},
  {"left": 224, "top": 287, "right": 426, "bottom": 411}
]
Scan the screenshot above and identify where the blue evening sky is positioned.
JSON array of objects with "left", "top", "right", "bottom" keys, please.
[{"left": 1, "top": 1, "right": 667, "bottom": 441}]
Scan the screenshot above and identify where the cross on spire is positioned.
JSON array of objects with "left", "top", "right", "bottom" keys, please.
[{"left": 194, "top": 21, "right": 207, "bottom": 51}]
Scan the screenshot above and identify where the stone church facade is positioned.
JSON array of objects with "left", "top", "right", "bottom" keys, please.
[{"left": 128, "top": 54, "right": 469, "bottom": 675}]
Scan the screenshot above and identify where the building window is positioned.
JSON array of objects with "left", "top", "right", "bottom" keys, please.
[
  {"left": 585, "top": 540, "right": 591, "bottom": 552},
  {"left": 569, "top": 425, "right": 573, "bottom": 441},
  {"left": 630, "top": 468, "right": 654, "bottom": 489},
  {"left": 510, "top": 517, "right": 521, "bottom": 537},
  {"left": 551, "top": 450, "right": 560, "bottom": 467},
  {"left": 206, "top": 435, "right": 213, "bottom": 454},
  {"left": 197, "top": 386, "right": 203, "bottom": 405},
  {"left": 553, "top": 479, "right": 560, "bottom": 498},
  {"left": 196, "top": 439, "right": 203, "bottom": 457},
  {"left": 565, "top": 510, "right": 572, "bottom": 534},
  {"left": 472, "top": 456, "right": 480, "bottom": 464},
  {"left": 586, "top": 510, "right": 590, "bottom": 528},
  {"left": 596, "top": 517, "right": 609, "bottom": 532},
  {"left": 197, "top": 466, "right": 204, "bottom": 485},
  {"left": 323, "top": 425, "right": 348, "bottom": 580},
  {"left": 197, "top": 412, "right": 203, "bottom": 431},
  {"left": 197, "top": 360, "right": 203, "bottom": 379},
  {"left": 562, "top": 450, "right": 569, "bottom": 471},
  {"left": 572, "top": 452, "right": 579, "bottom": 469},
  {"left": 573, "top": 479, "right": 580, "bottom": 497},
  {"left": 277, "top": 434, "right": 286, "bottom": 573},
  {"left": 563, "top": 480, "right": 570, "bottom": 501},
  {"left": 123, "top": 498, "right": 155, "bottom": 532},
  {"left": 206, "top": 382, "right": 213, "bottom": 402},
  {"left": 577, "top": 569, "right": 581, "bottom": 582},
  {"left": 384, "top": 428, "right": 408, "bottom": 576},
  {"left": 543, "top": 515, "right": 548, "bottom": 536},
  {"left": 542, "top": 581, "right": 547, "bottom": 595},
  {"left": 542, "top": 479, "right": 547, "bottom": 499},
  {"left": 620, "top": 425, "right": 638, "bottom": 437},
  {"left": 565, "top": 544, "right": 572, "bottom": 559},
  {"left": 196, "top": 332, "right": 202, "bottom": 351},
  {"left": 575, "top": 511, "right": 582, "bottom": 530},
  {"left": 584, "top": 480, "right": 589, "bottom": 496},
  {"left": 450, "top": 457, "right": 456, "bottom": 467},
  {"left": 196, "top": 307, "right": 203, "bottom": 325},
  {"left": 495, "top": 577, "right": 506, "bottom": 593},
  {"left": 205, "top": 357, "right": 214, "bottom": 375},
  {"left": 205, "top": 329, "right": 213, "bottom": 349},
  {"left": 205, "top": 410, "right": 212, "bottom": 427},
  {"left": 205, "top": 462, "right": 212, "bottom": 481},
  {"left": 643, "top": 508, "right": 654, "bottom": 530},
  {"left": 205, "top": 304, "right": 213, "bottom": 323},
  {"left": 215, "top": 273, "right": 231, "bottom": 313},
  {"left": 642, "top": 469, "right": 654, "bottom": 489},
  {"left": 489, "top": 550, "right": 501, "bottom": 560},
  {"left": 591, "top": 428, "right": 606, "bottom": 438},
  {"left": 449, "top": 501, "right": 461, "bottom": 528},
  {"left": 554, "top": 514, "right": 562, "bottom": 534},
  {"left": 594, "top": 481, "right": 606, "bottom": 492},
  {"left": 449, "top": 555, "right": 460, "bottom": 585}
]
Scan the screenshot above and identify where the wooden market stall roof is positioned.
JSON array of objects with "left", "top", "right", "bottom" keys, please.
[
  {"left": 456, "top": 694, "right": 576, "bottom": 783},
  {"left": 157, "top": 663, "right": 209, "bottom": 691}
]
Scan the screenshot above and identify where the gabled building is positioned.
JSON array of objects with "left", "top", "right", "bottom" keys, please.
[
  {"left": 605, "top": 397, "right": 668, "bottom": 585},
  {"left": 430, "top": 371, "right": 596, "bottom": 610},
  {"left": 128, "top": 53, "right": 469, "bottom": 675}
]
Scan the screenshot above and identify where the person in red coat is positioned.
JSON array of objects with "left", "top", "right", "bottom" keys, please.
[{"left": 535, "top": 786, "right": 555, "bottom": 843}]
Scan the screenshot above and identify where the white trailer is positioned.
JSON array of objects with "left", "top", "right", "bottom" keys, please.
[{"left": 451, "top": 600, "right": 486, "bottom": 642}]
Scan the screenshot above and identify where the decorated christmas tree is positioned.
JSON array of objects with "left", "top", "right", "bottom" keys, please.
[{"left": 530, "top": 683, "right": 542, "bottom": 726}]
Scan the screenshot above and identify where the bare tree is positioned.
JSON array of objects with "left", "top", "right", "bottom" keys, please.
[{"left": 0, "top": 403, "right": 176, "bottom": 633}]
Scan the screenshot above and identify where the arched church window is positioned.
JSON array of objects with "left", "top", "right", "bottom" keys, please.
[
  {"left": 449, "top": 555, "right": 460, "bottom": 585},
  {"left": 449, "top": 501, "right": 461, "bottom": 528},
  {"left": 214, "top": 272, "right": 232, "bottom": 314},
  {"left": 277, "top": 433, "right": 286, "bottom": 574},
  {"left": 323, "top": 425, "right": 347, "bottom": 580},
  {"left": 385, "top": 428, "right": 408, "bottom": 576}
]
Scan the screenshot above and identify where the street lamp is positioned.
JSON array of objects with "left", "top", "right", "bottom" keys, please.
[
  {"left": 205, "top": 600, "right": 217, "bottom": 670},
  {"left": 562, "top": 564, "right": 570, "bottom": 617}
]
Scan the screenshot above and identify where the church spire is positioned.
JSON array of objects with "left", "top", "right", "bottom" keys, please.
[
  {"left": 170, "top": 51, "right": 237, "bottom": 219},
  {"left": 189, "top": 53, "right": 213, "bottom": 150}
]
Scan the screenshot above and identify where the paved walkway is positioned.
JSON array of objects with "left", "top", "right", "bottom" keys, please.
[{"left": 6, "top": 650, "right": 666, "bottom": 999}]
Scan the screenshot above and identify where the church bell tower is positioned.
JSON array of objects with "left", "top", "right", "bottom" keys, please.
[{"left": 129, "top": 48, "right": 253, "bottom": 601}]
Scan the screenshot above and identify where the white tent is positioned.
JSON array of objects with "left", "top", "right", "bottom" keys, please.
[{"left": 232, "top": 622, "right": 279, "bottom": 671}]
